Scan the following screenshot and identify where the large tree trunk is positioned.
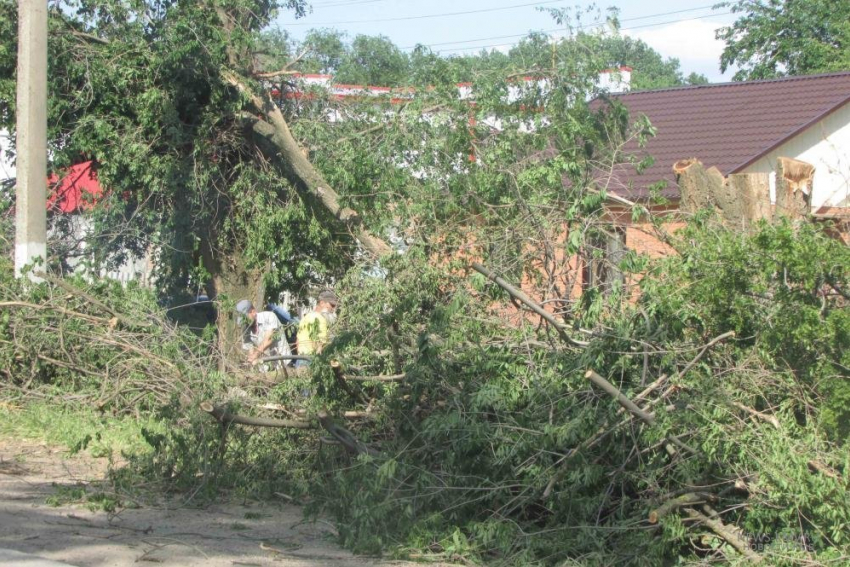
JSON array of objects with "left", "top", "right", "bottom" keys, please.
[
  {"left": 200, "top": 238, "right": 266, "bottom": 369},
  {"left": 727, "top": 172, "right": 772, "bottom": 226},
  {"left": 674, "top": 158, "right": 722, "bottom": 213},
  {"left": 775, "top": 156, "right": 814, "bottom": 220},
  {"left": 674, "top": 158, "right": 773, "bottom": 230}
]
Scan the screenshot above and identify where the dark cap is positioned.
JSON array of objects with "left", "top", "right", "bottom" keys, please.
[
  {"left": 235, "top": 299, "right": 254, "bottom": 323},
  {"left": 318, "top": 290, "right": 338, "bottom": 306}
]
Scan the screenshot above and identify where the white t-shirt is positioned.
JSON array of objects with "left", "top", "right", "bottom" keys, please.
[{"left": 244, "top": 311, "right": 292, "bottom": 357}]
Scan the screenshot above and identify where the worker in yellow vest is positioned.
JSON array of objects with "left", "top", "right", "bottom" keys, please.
[{"left": 295, "top": 290, "right": 338, "bottom": 367}]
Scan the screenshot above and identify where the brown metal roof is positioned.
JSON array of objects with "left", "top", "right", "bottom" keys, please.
[{"left": 601, "top": 71, "right": 850, "bottom": 201}]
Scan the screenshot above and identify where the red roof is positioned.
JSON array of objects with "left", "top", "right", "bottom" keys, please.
[
  {"left": 602, "top": 71, "right": 850, "bottom": 200},
  {"left": 47, "top": 161, "right": 103, "bottom": 213}
]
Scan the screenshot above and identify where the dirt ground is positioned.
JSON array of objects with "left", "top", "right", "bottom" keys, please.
[{"left": 0, "top": 438, "right": 439, "bottom": 567}]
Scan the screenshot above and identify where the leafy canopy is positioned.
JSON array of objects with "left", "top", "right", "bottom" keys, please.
[{"left": 717, "top": 0, "right": 850, "bottom": 80}]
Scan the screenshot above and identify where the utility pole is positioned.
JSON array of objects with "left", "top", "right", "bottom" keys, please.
[{"left": 14, "top": 0, "right": 47, "bottom": 280}]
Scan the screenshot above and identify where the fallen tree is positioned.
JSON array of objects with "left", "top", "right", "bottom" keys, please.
[
  {"left": 2, "top": 2, "right": 848, "bottom": 564},
  {"left": 304, "top": 220, "right": 849, "bottom": 564},
  {"left": 3, "top": 187, "right": 849, "bottom": 567}
]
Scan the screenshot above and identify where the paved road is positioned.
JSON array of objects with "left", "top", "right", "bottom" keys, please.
[{"left": 0, "top": 439, "right": 445, "bottom": 567}]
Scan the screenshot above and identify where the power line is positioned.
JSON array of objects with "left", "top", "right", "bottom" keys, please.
[
  {"left": 310, "top": 0, "right": 390, "bottom": 8},
  {"left": 430, "top": 11, "right": 732, "bottom": 55},
  {"left": 284, "top": 0, "right": 573, "bottom": 26},
  {"left": 399, "top": 5, "right": 719, "bottom": 50}
]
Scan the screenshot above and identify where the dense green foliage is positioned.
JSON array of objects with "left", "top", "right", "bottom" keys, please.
[
  {"left": 4, "top": 218, "right": 848, "bottom": 565},
  {"left": 305, "top": 219, "right": 849, "bottom": 565},
  {"left": 646, "top": 219, "right": 850, "bottom": 439},
  {"left": 0, "top": 0, "right": 347, "bottom": 299},
  {"left": 1, "top": 0, "right": 694, "bottom": 307},
  {"left": 717, "top": 0, "right": 850, "bottom": 80},
  {"left": 599, "top": 34, "right": 709, "bottom": 90},
  {"left": 271, "top": 13, "right": 706, "bottom": 89},
  {"left": 2, "top": 1, "right": 848, "bottom": 565},
  {"left": 0, "top": 257, "right": 322, "bottom": 501}
]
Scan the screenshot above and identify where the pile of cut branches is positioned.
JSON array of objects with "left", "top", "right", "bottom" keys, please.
[
  {"left": 0, "top": 263, "right": 215, "bottom": 413},
  {"left": 1, "top": 217, "right": 847, "bottom": 566},
  {"left": 302, "top": 220, "right": 849, "bottom": 565}
]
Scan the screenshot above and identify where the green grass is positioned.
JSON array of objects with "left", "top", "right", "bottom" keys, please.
[
  {"left": 0, "top": 402, "right": 166, "bottom": 460},
  {"left": 45, "top": 483, "right": 122, "bottom": 513}
]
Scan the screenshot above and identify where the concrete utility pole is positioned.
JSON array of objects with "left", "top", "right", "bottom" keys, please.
[{"left": 14, "top": 0, "right": 47, "bottom": 280}]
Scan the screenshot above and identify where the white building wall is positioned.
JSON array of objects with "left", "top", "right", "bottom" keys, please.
[
  {"left": 50, "top": 215, "right": 155, "bottom": 286},
  {"left": 741, "top": 102, "right": 850, "bottom": 208}
]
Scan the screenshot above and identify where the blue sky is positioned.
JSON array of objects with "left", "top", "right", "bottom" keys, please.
[{"left": 274, "top": 0, "right": 739, "bottom": 82}]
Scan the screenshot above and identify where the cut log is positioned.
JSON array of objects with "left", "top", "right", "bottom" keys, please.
[
  {"left": 673, "top": 159, "right": 721, "bottom": 213},
  {"left": 709, "top": 168, "right": 742, "bottom": 226},
  {"left": 727, "top": 172, "right": 772, "bottom": 227},
  {"left": 776, "top": 156, "right": 814, "bottom": 220},
  {"left": 674, "top": 159, "right": 774, "bottom": 230}
]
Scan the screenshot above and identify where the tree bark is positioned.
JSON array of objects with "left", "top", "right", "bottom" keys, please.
[
  {"left": 471, "top": 262, "right": 589, "bottom": 347},
  {"left": 674, "top": 158, "right": 721, "bottom": 213},
  {"left": 201, "top": 401, "right": 313, "bottom": 429},
  {"left": 683, "top": 507, "right": 763, "bottom": 563},
  {"left": 727, "top": 172, "right": 772, "bottom": 227},
  {"left": 222, "top": 71, "right": 391, "bottom": 258},
  {"left": 200, "top": 237, "right": 267, "bottom": 367},
  {"left": 675, "top": 159, "right": 774, "bottom": 230},
  {"left": 775, "top": 156, "right": 814, "bottom": 220}
]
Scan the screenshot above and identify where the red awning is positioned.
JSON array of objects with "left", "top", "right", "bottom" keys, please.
[{"left": 47, "top": 161, "right": 103, "bottom": 213}]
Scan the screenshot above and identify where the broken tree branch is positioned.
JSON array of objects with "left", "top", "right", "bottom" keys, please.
[
  {"left": 585, "top": 369, "right": 655, "bottom": 424},
  {"left": 683, "top": 507, "right": 763, "bottom": 563},
  {"left": 544, "top": 330, "right": 735, "bottom": 497},
  {"left": 261, "top": 354, "right": 312, "bottom": 363},
  {"left": 201, "top": 403, "right": 378, "bottom": 457},
  {"left": 585, "top": 370, "right": 698, "bottom": 456},
  {"left": 808, "top": 459, "right": 842, "bottom": 481},
  {"left": 677, "top": 330, "right": 735, "bottom": 378},
  {"left": 201, "top": 401, "right": 313, "bottom": 429},
  {"left": 317, "top": 410, "right": 379, "bottom": 456},
  {"left": 731, "top": 401, "right": 780, "bottom": 430},
  {"left": 542, "top": 372, "right": 672, "bottom": 498},
  {"left": 0, "top": 301, "right": 109, "bottom": 325},
  {"left": 648, "top": 492, "right": 709, "bottom": 524},
  {"left": 223, "top": 70, "right": 391, "bottom": 258},
  {"left": 253, "top": 49, "right": 309, "bottom": 79},
  {"left": 36, "top": 271, "right": 153, "bottom": 328},
  {"left": 345, "top": 374, "right": 406, "bottom": 382},
  {"left": 259, "top": 404, "right": 377, "bottom": 420},
  {"left": 331, "top": 360, "right": 356, "bottom": 396},
  {"left": 471, "top": 262, "right": 589, "bottom": 347}
]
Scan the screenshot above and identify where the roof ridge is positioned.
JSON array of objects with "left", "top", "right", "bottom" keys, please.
[{"left": 616, "top": 70, "right": 850, "bottom": 96}]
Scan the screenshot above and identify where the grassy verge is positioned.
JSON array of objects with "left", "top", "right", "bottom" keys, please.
[{"left": 0, "top": 401, "right": 164, "bottom": 460}]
